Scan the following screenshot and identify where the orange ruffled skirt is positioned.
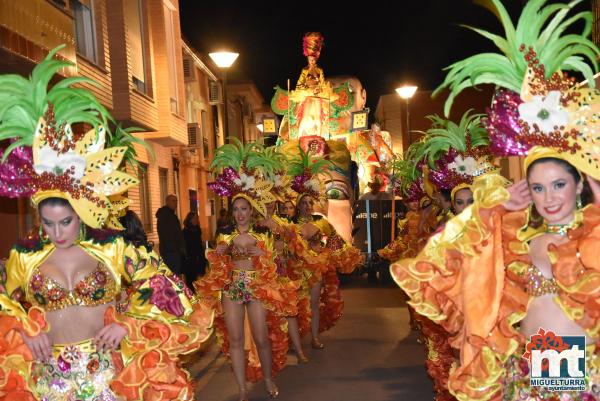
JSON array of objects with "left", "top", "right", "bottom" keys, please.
[{"left": 194, "top": 244, "right": 298, "bottom": 382}]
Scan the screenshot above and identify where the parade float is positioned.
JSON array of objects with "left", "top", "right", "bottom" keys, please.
[{"left": 271, "top": 32, "right": 396, "bottom": 242}]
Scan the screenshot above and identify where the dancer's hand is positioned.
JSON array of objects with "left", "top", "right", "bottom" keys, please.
[
  {"left": 95, "top": 323, "right": 127, "bottom": 352},
  {"left": 215, "top": 242, "right": 228, "bottom": 255},
  {"left": 246, "top": 245, "right": 265, "bottom": 257},
  {"left": 20, "top": 331, "right": 52, "bottom": 361},
  {"left": 503, "top": 179, "right": 532, "bottom": 211}
]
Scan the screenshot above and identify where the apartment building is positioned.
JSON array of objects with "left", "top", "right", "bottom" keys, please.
[{"left": 0, "top": 0, "right": 229, "bottom": 255}]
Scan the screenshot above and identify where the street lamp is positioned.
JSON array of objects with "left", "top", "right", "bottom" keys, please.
[
  {"left": 395, "top": 85, "right": 418, "bottom": 146},
  {"left": 209, "top": 51, "right": 239, "bottom": 143}
]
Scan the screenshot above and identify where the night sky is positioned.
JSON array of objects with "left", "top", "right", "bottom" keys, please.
[{"left": 179, "top": 0, "right": 591, "bottom": 112}]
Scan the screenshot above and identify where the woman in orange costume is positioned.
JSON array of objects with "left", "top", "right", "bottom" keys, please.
[
  {"left": 193, "top": 140, "right": 296, "bottom": 401},
  {"left": 0, "top": 49, "right": 213, "bottom": 401},
  {"left": 283, "top": 137, "right": 363, "bottom": 349},
  {"left": 411, "top": 111, "right": 497, "bottom": 401},
  {"left": 378, "top": 155, "right": 430, "bottom": 263},
  {"left": 392, "top": 2, "right": 600, "bottom": 400},
  {"left": 255, "top": 148, "right": 311, "bottom": 363}
]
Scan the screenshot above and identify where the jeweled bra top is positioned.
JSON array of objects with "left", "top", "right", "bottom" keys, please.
[{"left": 28, "top": 262, "right": 117, "bottom": 311}]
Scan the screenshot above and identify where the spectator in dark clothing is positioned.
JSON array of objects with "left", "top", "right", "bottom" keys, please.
[
  {"left": 156, "top": 194, "right": 185, "bottom": 275},
  {"left": 215, "top": 208, "right": 229, "bottom": 237},
  {"left": 182, "top": 212, "right": 207, "bottom": 290}
]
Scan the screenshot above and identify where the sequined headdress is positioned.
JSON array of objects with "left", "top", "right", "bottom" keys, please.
[
  {"left": 258, "top": 146, "right": 290, "bottom": 203},
  {"left": 0, "top": 46, "right": 146, "bottom": 229},
  {"left": 208, "top": 138, "right": 276, "bottom": 217},
  {"left": 416, "top": 110, "right": 497, "bottom": 192},
  {"left": 390, "top": 143, "right": 427, "bottom": 204},
  {"left": 280, "top": 136, "right": 334, "bottom": 205},
  {"left": 434, "top": 0, "right": 600, "bottom": 179}
]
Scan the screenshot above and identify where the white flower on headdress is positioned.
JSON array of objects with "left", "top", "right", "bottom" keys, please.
[
  {"left": 273, "top": 174, "right": 284, "bottom": 188},
  {"left": 304, "top": 179, "right": 320, "bottom": 192},
  {"left": 34, "top": 146, "right": 86, "bottom": 179},
  {"left": 234, "top": 173, "right": 255, "bottom": 190},
  {"left": 518, "top": 91, "right": 569, "bottom": 134},
  {"left": 448, "top": 155, "right": 477, "bottom": 176}
]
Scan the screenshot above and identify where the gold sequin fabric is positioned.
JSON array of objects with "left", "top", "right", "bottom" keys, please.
[
  {"left": 525, "top": 265, "right": 558, "bottom": 296},
  {"left": 32, "top": 339, "right": 117, "bottom": 401},
  {"left": 28, "top": 263, "right": 117, "bottom": 311}
]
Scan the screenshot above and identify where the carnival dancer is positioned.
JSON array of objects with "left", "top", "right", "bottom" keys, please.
[
  {"left": 282, "top": 136, "right": 363, "bottom": 349},
  {"left": 0, "top": 47, "right": 214, "bottom": 401},
  {"left": 378, "top": 155, "right": 430, "bottom": 263},
  {"left": 392, "top": 1, "right": 600, "bottom": 400},
  {"left": 255, "top": 147, "right": 310, "bottom": 363},
  {"left": 194, "top": 139, "right": 297, "bottom": 400},
  {"left": 409, "top": 111, "right": 498, "bottom": 401}
]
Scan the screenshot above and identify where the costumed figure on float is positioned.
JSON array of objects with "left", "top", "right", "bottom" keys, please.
[
  {"left": 193, "top": 139, "right": 298, "bottom": 400},
  {"left": 391, "top": 1, "right": 600, "bottom": 400},
  {"left": 0, "top": 47, "right": 214, "bottom": 401}
]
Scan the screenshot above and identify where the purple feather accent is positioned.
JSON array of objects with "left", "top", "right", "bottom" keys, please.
[
  {"left": 484, "top": 90, "right": 528, "bottom": 157},
  {"left": 0, "top": 145, "right": 35, "bottom": 198},
  {"left": 207, "top": 167, "right": 241, "bottom": 197}
]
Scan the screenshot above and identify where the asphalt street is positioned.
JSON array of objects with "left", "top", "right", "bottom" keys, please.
[{"left": 187, "top": 276, "right": 434, "bottom": 401}]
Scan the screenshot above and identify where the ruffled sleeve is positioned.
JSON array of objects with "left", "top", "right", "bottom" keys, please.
[
  {"left": 321, "top": 218, "right": 364, "bottom": 274},
  {"left": 553, "top": 205, "right": 600, "bottom": 338},
  {"left": 106, "top": 238, "right": 213, "bottom": 401},
  {"left": 0, "top": 249, "right": 48, "bottom": 400},
  {"left": 390, "top": 174, "right": 529, "bottom": 401}
]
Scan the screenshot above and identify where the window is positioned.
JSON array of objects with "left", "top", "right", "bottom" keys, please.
[
  {"left": 73, "top": 0, "right": 97, "bottom": 63},
  {"left": 159, "top": 168, "right": 168, "bottom": 206},
  {"left": 163, "top": 1, "right": 179, "bottom": 114},
  {"left": 201, "top": 110, "right": 209, "bottom": 158},
  {"left": 125, "top": 0, "right": 149, "bottom": 94},
  {"left": 212, "top": 105, "right": 219, "bottom": 149},
  {"left": 138, "top": 163, "right": 152, "bottom": 232}
]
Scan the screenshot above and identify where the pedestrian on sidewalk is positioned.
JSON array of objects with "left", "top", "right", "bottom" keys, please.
[
  {"left": 182, "top": 211, "right": 207, "bottom": 290},
  {"left": 156, "top": 194, "right": 185, "bottom": 275}
]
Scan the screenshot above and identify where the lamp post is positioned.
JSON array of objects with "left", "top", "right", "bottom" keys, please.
[
  {"left": 395, "top": 85, "right": 418, "bottom": 147},
  {"left": 390, "top": 85, "right": 417, "bottom": 242},
  {"left": 209, "top": 51, "right": 239, "bottom": 143}
]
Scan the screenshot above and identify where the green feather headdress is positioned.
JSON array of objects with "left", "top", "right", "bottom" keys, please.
[
  {"left": 434, "top": 0, "right": 600, "bottom": 116},
  {"left": 208, "top": 138, "right": 277, "bottom": 216},
  {"left": 0, "top": 45, "right": 150, "bottom": 167},
  {"left": 416, "top": 110, "right": 496, "bottom": 191},
  {"left": 0, "top": 45, "right": 149, "bottom": 229}
]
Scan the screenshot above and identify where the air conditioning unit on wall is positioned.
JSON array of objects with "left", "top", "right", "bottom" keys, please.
[
  {"left": 183, "top": 58, "right": 197, "bottom": 82},
  {"left": 187, "top": 123, "right": 200, "bottom": 146},
  {"left": 209, "top": 81, "right": 222, "bottom": 104}
]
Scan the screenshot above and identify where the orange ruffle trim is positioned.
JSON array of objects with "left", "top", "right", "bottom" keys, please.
[
  {"left": 0, "top": 307, "right": 46, "bottom": 400},
  {"left": 392, "top": 204, "right": 600, "bottom": 401},
  {"left": 106, "top": 304, "right": 212, "bottom": 401},
  {"left": 330, "top": 246, "right": 364, "bottom": 274},
  {"left": 319, "top": 270, "right": 343, "bottom": 333},
  {"left": 194, "top": 242, "right": 297, "bottom": 382}
]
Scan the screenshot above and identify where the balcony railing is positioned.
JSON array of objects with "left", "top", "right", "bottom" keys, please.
[{"left": 0, "top": 0, "right": 77, "bottom": 68}]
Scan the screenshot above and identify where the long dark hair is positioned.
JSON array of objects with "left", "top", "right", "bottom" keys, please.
[
  {"left": 183, "top": 212, "right": 199, "bottom": 229},
  {"left": 119, "top": 210, "right": 149, "bottom": 248},
  {"left": 526, "top": 157, "right": 585, "bottom": 227}
]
